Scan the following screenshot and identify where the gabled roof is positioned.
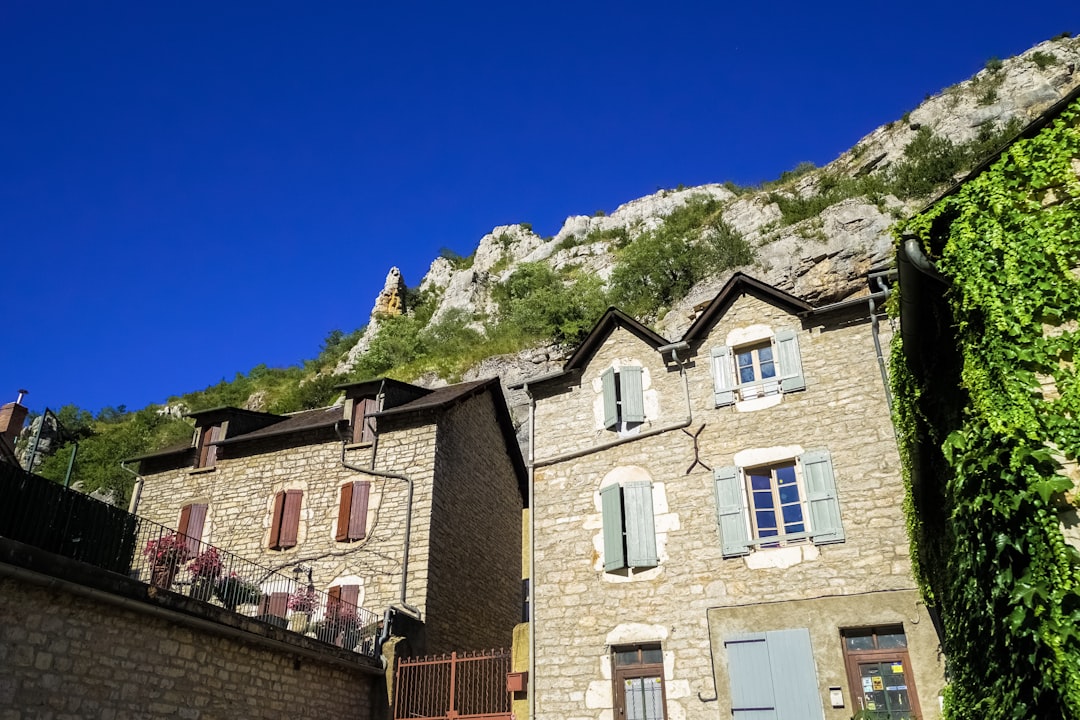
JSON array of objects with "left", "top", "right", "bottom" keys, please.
[
  {"left": 680, "top": 272, "right": 813, "bottom": 345},
  {"left": 183, "top": 406, "right": 281, "bottom": 421},
  {"left": 213, "top": 406, "right": 344, "bottom": 446},
  {"left": 562, "top": 307, "right": 671, "bottom": 372},
  {"left": 333, "top": 377, "right": 430, "bottom": 396},
  {"left": 374, "top": 378, "right": 500, "bottom": 418},
  {"left": 125, "top": 440, "right": 194, "bottom": 463}
]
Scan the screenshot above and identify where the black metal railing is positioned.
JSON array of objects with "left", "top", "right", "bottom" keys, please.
[{"left": 1, "top": 464, "right": 380, "bottom": 656}]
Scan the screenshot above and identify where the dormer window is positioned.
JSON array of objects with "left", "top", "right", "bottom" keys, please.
[{"left": 711, "top": 328, "right": 805, "bottom": 407}]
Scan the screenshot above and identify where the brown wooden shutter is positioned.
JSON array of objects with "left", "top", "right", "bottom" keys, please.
[
  {"left": 361, "top": 398, "right": 377, "bottom": 443},
  {"left": 336, "top": 484, "right": 353, "bottom": 542},
  {"left": 261, "top": 591, "right": 288, "bottom": 618},
  {"left": 205, "top": 425, "right": 220, "bottom": 467},
  {"left": 339, "top": 584, "right": 359, "bottom": 611},
  {"left": 278, "top": 490, "right": 303, "bottom": 549},
  {"left": 178, "top": 504, "right": 192, "bottom": 535},
  {"left": 327, "top": 584, "right": 342, "bottom": 618},
  {"left": 182, "top": 503, "right": 208, "bottom": 555},
  {"left": 269, "top": 491, "right": 285, "bottom": 549},
  {"left": 349, "top": 481, "right": 370, "bottom": 541}
]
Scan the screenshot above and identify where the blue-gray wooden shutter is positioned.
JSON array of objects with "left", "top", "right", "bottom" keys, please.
[
  {"left": 622, "top": 481, "right": 657, "bottom": 568},
  {"left": 711, "top": 346, "right": 737, "bottom": 406},
  {"left": 726, "top": 629, "right": 824, "bottom": 720},
  {"left": 715, "top": 466, "right": 751, "bottom": 557},
  {"left": 801, "top": 449, "right": 845, "bottom": 544},
  {"left": 620, "top": 366, "right": 645, "bottom": 423},
  {"left": 764, "top": 629, "right": 825, "bottom": 720},
  {"left": 601, "top": 368, "right": 618, "bottom": 429},
  {"left": 725, "top": 633, "right": 777, "bottom": 719},
  {"left": 775, "top": 329, "right": 805, "bottom": 393},
  {"left": 600, "top": 483, "right": 626, "bottom": 571}
]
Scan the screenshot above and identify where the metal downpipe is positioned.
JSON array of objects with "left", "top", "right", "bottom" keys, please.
[{"left": 335, "top": 422, "right": 421, "bottom": 619}]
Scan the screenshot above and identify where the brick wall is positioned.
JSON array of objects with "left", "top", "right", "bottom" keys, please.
[{"left": 0, "top": 575, "right": 377, "bottom": 720}]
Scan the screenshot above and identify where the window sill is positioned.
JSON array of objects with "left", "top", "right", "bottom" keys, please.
[
  {"left": 189, "top": 466, "right": 217, "bottom": 475},
  {"left": 344, "top": 441, "right": 374, "bottom": 451},
  {"left": 743, "top": 543, "right": 820, "bottom": 569}
]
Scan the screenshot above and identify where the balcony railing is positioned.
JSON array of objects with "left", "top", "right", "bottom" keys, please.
[{"left": 1, "top": 464, "right": 380, "bottom": 657}]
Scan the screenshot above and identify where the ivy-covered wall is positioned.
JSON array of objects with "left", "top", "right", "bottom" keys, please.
[{"left": 892, "top": 93, "right": 1080, "bottom": 719}]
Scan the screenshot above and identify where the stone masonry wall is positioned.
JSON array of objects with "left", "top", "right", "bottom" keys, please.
[
  {"left": 136, "top": 422, "right": 437, "bottom": 625},
  {"left": 0, "top": 575, "right": 376, "bottom": 720},
  {"left": 424, "top": 394, "right": 523, "bottom": 651},
  {"left": 529, "top": 291, "right": 939, "bottom": 720}
]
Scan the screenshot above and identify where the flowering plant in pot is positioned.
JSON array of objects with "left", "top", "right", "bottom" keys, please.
[
  {"left": 187, "top": 547, "right": 223, "bottom": 601},
  {"left": 287, "top": 586, "right": 318, "bottom": 615},
  {"left": 214, "top": 572, "right": 262, "bottom": 611},
  {"left": 143, "top": 533, "right": 192, "bottom": 589}
]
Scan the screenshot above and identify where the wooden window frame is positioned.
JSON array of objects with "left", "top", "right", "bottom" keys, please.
[
  {"left": 269, "top": 490, "right": 303, "bottom": 550},
  {"left": 711, "top": 328, "right": 805, "bottom": 407},
  {"left": 612, "top": 643, "right": 667, "bottom": 720},
  {"left": 744, "top": 460, "right": 808, "bottom": 547},
  {"left": 841, "top": 626, "right": 922, "bottom": 719},
  {"left": 335, "top": 481, "right": 370, "bottom": 542}
]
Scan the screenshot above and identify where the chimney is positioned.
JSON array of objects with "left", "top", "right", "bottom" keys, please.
[{"left": 0, "top": 390, "right": 29, "bottom": 448}]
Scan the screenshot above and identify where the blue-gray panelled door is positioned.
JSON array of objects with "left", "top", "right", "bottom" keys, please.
[{"left": 725, "top": 628, "right": 825, "bottom": 720}]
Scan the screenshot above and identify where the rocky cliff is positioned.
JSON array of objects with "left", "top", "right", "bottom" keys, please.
[{"left": 342, "top": 36, "right": 1080, "bottom": 389}]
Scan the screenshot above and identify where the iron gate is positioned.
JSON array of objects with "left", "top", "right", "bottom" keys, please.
[{"left": 394, "top": 648, "right": 513, "bottom": 720}]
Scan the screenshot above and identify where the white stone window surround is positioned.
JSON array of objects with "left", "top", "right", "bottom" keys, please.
[
  {"left": 583, "top": 624, "right": 691, "bottom": 714},
  {"left": 592, "top": 359, "right": 660, "bottom": 436},
  {"left": 730, "top": 446, "right": 820, "bottom": 569},
  {"left": 711, "top": 324, "right": 805, "bottom": 412},
  {"left": 591, "top": 466, "right": 680, "bottom": 581}
]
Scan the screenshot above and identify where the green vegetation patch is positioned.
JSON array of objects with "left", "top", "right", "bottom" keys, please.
[{"left": 892, "top": 98, "right": 1080, "bottom": 719}]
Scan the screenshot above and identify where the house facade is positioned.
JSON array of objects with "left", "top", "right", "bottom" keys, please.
[
  {"left": 519, "top": 273, "right": 945, "bottom": 720},
  {"left": 132, "top": 377, "right": 526, "bottom": 654}
]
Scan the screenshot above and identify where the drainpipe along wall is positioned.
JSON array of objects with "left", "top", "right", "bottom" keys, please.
[{"left": 334, "top": 421, "right": 422, "bottom": 620}]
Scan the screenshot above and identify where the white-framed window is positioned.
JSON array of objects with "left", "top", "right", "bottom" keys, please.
[
  {"left": 601, "top": 366, "right": 645, "bottom": 431},
  {"left": 711, "top": 328, "right": 805, "bottom": 406},
  {"left": 715, "top": 449, "right": 844, "bottom": 558},
  {"left": 601, "top": 481, "right": 658, "bottom": 573}
]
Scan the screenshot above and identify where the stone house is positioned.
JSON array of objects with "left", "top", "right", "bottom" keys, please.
[
  {"left": 131, "top": 376, "right": 526, "bottom": 654},
  {"left": 895, "top": 86, "right": 1080, "bottom": 717},
  {"left": 515, "top": 272, "right": 945, "bottom": 720}
]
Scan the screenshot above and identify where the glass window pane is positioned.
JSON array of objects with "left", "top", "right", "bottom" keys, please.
[
  {"left": 758, "top": 346, "right": 773, "bottom": 362},
  {"left": 739, "top": 366, "right": 756, "bottom": 383},
  {"left": 759, "top": 360, "right": 776, "bottom": 378},
  {"left": 877, "top": 631, "right": 908, "bottom": 649},
  {"left": 755, "top": 511, "right": 777, "bottom": 531},
  {"left": 785, "top": 521, "right": 805, "bottom": 534},
  {"left": 782, "top": 504, "right": 804, "bottom": 524},
  {"left": 775, "top": 465, "right": 797, "bottom": 484},
  {"left": 749, "top": 473, "right": 772, "bottom": 491},
  {"left": 615, "top": 650, "right": 638, "bottom": 666},
  {"left": 641, "top": 648, "right": 663, "bottom": 664},
  {"left": 845, "top": 632, "right": 875, "bottom": 651},
  {"left": 778, "top": 483, "right": 801, "bottom": 504},
  {"left": 752, "top": 490, "right": 774, "bottom": 510}
]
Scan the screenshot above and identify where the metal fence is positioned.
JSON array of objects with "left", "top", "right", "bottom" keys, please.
[
  {"left": 394, "top": 649, "right": 513, "bottom": 720},
  {"left": 1, "top": 464, "right": 380, "bottom": 656}
]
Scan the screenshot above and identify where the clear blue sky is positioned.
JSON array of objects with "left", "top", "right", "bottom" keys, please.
[{"left": 2, "top": 2, "right": 1076, "bottom": 415}]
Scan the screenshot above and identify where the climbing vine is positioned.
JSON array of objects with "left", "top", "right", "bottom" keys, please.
[{"left": 892, "top": 97, "right": 1080, "bottom": 719}]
